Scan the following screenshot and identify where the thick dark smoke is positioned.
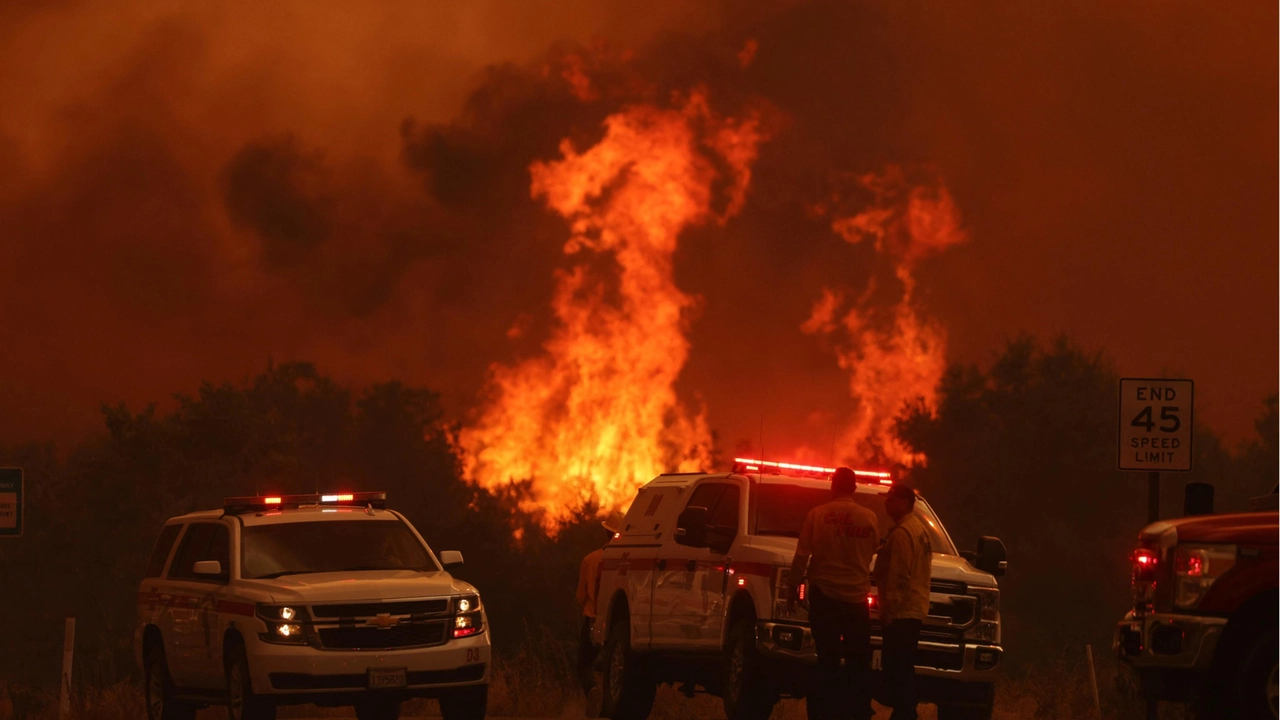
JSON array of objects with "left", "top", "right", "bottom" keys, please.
[
  {"left": 0, "top": 0, "right": 1274, "bottom": 457},
  {"left": 224, "top": 136, "right": 332, "bottom": 270}
]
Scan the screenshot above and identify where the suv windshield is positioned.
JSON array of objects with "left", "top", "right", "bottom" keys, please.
[
  {"left": 752, "top": 484, "right": 957, "bottom": 555},
  {"left": 241, "top": 519, "right": 439, "bottom": 579}
]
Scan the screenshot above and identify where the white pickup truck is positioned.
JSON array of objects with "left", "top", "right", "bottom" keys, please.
[
  {"left": 134, "top": 492, "right": 489, "bottom": 720},
  {"left": 592, "top": 460, "right": 1006, "bottom": 720}
]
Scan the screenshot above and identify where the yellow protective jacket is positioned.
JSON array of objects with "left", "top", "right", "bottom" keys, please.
[{"left": 874, "top": 513, "right": 932, "bottom": 624}]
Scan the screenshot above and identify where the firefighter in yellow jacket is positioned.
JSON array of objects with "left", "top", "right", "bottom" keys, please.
[
  {"left": 873, "top": 483, "right": 932, "bottom": 720},
  {"left": 576, "top": 511, "right": 622, "bottom": 698}
]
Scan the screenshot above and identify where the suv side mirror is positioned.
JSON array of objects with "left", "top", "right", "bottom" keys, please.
[
  {"left": 675, "top": 507, "right": 710, "bottom": 548},
  {"left": 193, "top": 560, "right": 222, "bottom": 576},
  {"left": 439, "top": 551, "right": 464, "bottom": 570},
  {"left": 974, "top": 536, "right": 1007, "bottom": 578}
]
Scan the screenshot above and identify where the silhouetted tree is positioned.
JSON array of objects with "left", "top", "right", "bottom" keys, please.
[{"left": 895, "top": 336, "right": 1278, "bottom": 669}]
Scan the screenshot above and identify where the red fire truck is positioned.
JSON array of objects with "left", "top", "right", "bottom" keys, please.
[{"left": 1114, "top": 487, "right": 1278, "bottom": 718}]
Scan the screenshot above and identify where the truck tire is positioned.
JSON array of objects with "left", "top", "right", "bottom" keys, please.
[
  {"left": 225, "top": 642, "right": 276, "bottom": 720},
  {"left": 936, "top": 703, "right": 993, "bottom": 720},
  {"left": 144, "top": 642, "right": 197, "bottom": 720},
  {"left": 723, "top": 620, "right": 775, "bottom": 720},
  {"left": 601, "top": 614, "right": 656, "bottom": 720},
  {"left": 1232, "top": 630, "right": 1279, "bottom": 719},
  {"left": 438, "top": 684, "right": 487, "bottom": 720}
]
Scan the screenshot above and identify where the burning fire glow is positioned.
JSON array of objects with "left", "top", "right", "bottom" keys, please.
[
  {"left": 803, "top": 166, "right": 967, "bottom": 467},
  {"left": 459, "top": 91, "right": 762, "bottom": 525}
]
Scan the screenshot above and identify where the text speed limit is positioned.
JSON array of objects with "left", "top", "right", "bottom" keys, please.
[{"left": 1118, "top": 378, "right": 1193, "bottom": 472}]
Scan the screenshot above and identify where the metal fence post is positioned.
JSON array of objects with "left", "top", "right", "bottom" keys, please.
[{"left": 59, "top": 618, "right": 75, "bottom": 720}]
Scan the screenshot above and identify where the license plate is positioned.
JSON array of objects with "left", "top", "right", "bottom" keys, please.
[
  {"left": 871, "top": 649, "right": 883, "bottom": 670},
  {"left": 368, "top": 668, "right": 407, "bottom": 689}
]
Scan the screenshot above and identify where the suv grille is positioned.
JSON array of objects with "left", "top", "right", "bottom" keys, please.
[
  {"left": 318, "top": 622, "right": 446, "bottom": 649},
  {"left": 312, "top": 599, "right": 449, "bottom": 618}
]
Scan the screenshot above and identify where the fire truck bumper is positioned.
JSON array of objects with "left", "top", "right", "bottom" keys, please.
[
  {"left": 1114, "top": 611, "right": 1226, "bottom": 671},
  {"left": 1114, "top": 611, "right": 1226, "bottom": 703}
]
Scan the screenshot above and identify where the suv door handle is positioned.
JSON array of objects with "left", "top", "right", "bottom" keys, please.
[
  {"left": 656, "top": 559, "right": 666, "bottom": 571},
  {"left": 685, "top": 560, "right": 697, "bottom": 572}
]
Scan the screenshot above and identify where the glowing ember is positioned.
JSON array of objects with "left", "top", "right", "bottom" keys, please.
[
  {"left": 459, "top": 91, "right": 762, "bottom": 525},
  {"left": 804, "top": 166, "right": 967, "bottom": 467}
]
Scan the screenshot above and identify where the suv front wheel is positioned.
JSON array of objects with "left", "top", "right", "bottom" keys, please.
[
  {"left": 438, "top": 684, "right": 487, "bottom": 720},
  {"left": 225, "top": 642, "right": 275, "bottom": 720},
  {"left": 601, "top": 614, "right": 656, "bottom": 720},
  {"left": 144, "top": 642, "right": 196, "bottom": 720}
]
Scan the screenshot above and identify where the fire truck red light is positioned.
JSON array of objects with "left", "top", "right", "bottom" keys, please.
[
  {"left": 738, "top": 577, "right": 747, "bottom": 587},
  {"left": 264, "top": 497, "right": 282, "bottom": 505}
]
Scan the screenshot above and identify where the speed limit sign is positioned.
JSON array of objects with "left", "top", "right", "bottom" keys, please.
[{"left": 1119, "top": 378, "right": 1193, "bottom": 471}]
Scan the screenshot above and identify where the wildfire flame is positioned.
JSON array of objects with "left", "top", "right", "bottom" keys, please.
[
  {"left": 459, "top": 91, "right": 762, "bottom": 525},
  {"left": 803, "top": 166, "right": 967, "bottom": 467}
]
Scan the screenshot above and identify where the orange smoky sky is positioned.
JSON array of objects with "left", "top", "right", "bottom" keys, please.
[{"left": 0, "top": 1, "right": 1274, "bottom": 458}]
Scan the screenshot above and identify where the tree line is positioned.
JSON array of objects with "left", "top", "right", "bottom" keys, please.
[{"left": 0, "top": 337, "right": 1274, "bottom": 688}]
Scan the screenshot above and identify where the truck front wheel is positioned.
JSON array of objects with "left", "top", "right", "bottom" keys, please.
[
  {"left": 601, "top": 615, "right": 655, "bottom": 720},
  {"left": 723, "top": 620, "right": 774, "bottom": 720},
  {"left": 1233, "top": 630, "right": 1279, "bottom": 719}
]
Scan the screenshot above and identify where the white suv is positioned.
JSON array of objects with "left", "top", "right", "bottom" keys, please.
[
  {"left": 592, "top": 460, "right": 1007, "bottom": 720},
  {"left": 134, "top": 492, "right": 490, "bottom": 720}
]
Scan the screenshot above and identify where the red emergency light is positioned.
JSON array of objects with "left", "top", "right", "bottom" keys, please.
[
  {"left": 731, "top": 458, "right": 892, "bottom": 482},
  {"left": 224, "top": 491, "right": 387, "bottom": 514}
]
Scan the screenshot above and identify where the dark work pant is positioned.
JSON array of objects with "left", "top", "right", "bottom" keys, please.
[
  {"left": 577, "top": 616, "right": 597, "bottom": 696},
  {"left": 882, "top": 618, "right": 923, "bottom": 719},
  {"left": 807, "top": 585, "right": 873, "bottom": 720}
]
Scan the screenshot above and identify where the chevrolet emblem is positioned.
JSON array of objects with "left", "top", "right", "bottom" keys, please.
[{"left": 366, "top": 613, "right": 399, "bottom": 630}]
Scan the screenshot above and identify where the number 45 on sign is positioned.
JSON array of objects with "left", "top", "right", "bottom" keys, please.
[{"left": 1118, "top": 378, "right": 1193, "bottom": 472}]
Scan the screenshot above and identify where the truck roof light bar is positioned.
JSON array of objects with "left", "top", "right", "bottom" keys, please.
[
  {"left": 731, "top": 458, "right": 893, "bottom": 482},
  {"left": 224, "top": 491, "right": 387, "bottom": 514}
]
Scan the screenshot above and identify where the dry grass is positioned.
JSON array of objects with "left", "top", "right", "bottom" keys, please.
[{"left": 1, "top": 644, "right": 1199, "bottom": 720}]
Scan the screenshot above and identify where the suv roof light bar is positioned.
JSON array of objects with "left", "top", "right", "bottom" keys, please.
[
  {"left": 223, "top": 491, "right": 387, "bottom": 514},
  {"left": 731, "top": 458, "right": 893, "bottom": 483}
]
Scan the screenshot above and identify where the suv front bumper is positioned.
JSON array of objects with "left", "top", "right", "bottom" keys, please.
[
  {"left": 755, "top": 621, "right": 1001, "bottom": 682},
  {"left": 243, "top": 630, "right": 490, "bottom": 703}
]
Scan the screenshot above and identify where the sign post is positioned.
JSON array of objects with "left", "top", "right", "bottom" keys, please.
[
  {"left": 0, "top": 468, "right": 21, "bottom": 537},
  {"left": 1119, "top": 379, "right": 1193, "bottom": 523}
]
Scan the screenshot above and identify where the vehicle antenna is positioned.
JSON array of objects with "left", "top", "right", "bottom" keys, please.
[
  {"left": 758, "top": 412, "right": 765, "bottom": 481},
  {"left": 829, "top": 420, "right": 839, "bottom": 468}
]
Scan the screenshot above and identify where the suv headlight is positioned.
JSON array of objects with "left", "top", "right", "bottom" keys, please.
[
  {"left": 1173, "top": 544, "right": 1236, "bottom": 610},
  {"left": 453, "top": 594, "right": 484, "bottom": 638},
  {"left": 256, "top": 604, "right": 310, "bottom": 645}
]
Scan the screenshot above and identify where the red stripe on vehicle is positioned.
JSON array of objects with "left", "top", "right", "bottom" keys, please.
[
  {"left": 216, "top": 600, "right": 256, "bottom": 617},
  {"left": 732, "top": 562, "right": 776, "bottom": 577}
]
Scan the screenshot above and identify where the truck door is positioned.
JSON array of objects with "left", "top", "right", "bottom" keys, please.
[
  {"left": 600, "top": 484, "right": 684, "bottom": 650},
  {"left": 650, "top": 482, "right": 738, "bottom": 651}
]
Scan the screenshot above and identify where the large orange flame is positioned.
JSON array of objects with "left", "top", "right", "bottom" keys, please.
[
  {"left": 459, "top": 91, "right": 762, "bottom": 525},
  {"left": 804, "top": 166, "right": 966, "bottom": 467}
]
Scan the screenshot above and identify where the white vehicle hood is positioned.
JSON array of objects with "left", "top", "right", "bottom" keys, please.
[{"left": 238, "top": 569, "right": 475, "bottom": 604}]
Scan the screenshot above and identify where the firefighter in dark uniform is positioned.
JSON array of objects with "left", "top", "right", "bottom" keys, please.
[{"left": 787, "top": 466, "right": 881, "bottom": 720}]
